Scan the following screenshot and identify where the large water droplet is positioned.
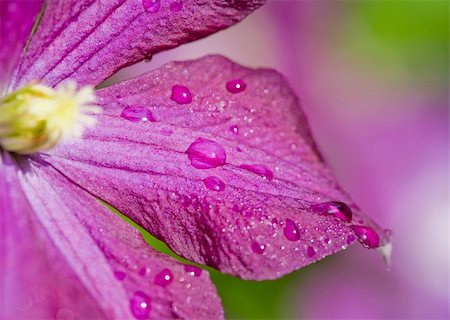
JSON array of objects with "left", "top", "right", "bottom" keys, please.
[
  {"left": 186, "top": 138, "right": 226, "bottom": 169},
  {"left": 170, "top": 0, "right": 183, "bottom": 11},
  {"left": 284, "top": 219, "right": 300, "bottom": 241},
  {"left": 251, "top": 241, "right": 266, "bottom": 254},
  {"left": 170, "top": 85, "right": 192, "bottom": 104},
  {"left": 202, "top": 176, "right": 225, "bottom": 191},
  {"left": 121, "top": 106, "right": 156, "bottom": 122},
  {"left": 226, "top": 79, "right": 247, "bottom": 94},
  {"left": 239, "top": 164, "right": 273, "bottom": 181},
  {"left": 184, "top": 265, "right": 202, "bottom": 277},
  {"left": 130, "top": 291, "right": 151, "bottom": 319},
  {"left": 311, "top": 201, "right": 352, "bottom": 223},
  {"left": 154, "top": 268, "right": 174, "bottom": 287},
  {"left": 351, "top": 225, "right": 380, "bottom": 248},
  {"left": 142, "top": 0, "right": 160, "bottom": 13}
]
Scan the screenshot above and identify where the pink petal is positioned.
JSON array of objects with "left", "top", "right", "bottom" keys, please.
[
  {"left": 10, "top": 0, "right": 265, "bottom": 90},
  {"left": 0, "top": 151, "right": 223, "bottom": 319},
  {"left": 47, "top": 55, "right": 390, "bottom": 280},
  {"left": 0, "top": 0, "right": 44, "bottom": 91}
]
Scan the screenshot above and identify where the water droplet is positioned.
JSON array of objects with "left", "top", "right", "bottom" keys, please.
[
  {"left": 346, "top": 234, "right": 356, "bottom": 244},
  {"left": 7, "top": 3, "right": 17, "bottom": 13},
  {"left": 351, "top": 225, "right": 380, "bottom": 248},
  {"left": 160, "top": 128, "right": 174, "bottom": 136},
  {"left": 284, "top": 219, "right": 300, "bottom": 241},
  {"left": 186, "top": 138, "right": 226, "bottom": 169},
  {"left": 120, "top": 106, "right": 156, "bottom": 122},
  {"left": 114, "top": 271, "right": 126, "bottom": 281},
  {"left": 226, "top": 79, "right": 247, "bottom": 93},
  {"left": 88, "top": 62, "right": 96, "bottom": 71},
  {"left": 56, "top": 308, "right": 74, "bottom": 320},
  {"left": 251, "top": 241, "right": 266, "bottom": 254},
  {"left": 142, "top": 0, "right": 160, "bottom": 13},
  {"left": 306, "top": 246, "right": 316, "bottom": 257},
  {"left": 239, "top": 164, "right": 273, "bottom": 181},
  {"left": 139, "top": 267, "right": 150, "bottom": 276},
  {"left": 170, "top": 0, "right": 183, "bottom": 12},
  {"left": 184, "top": 265, "right": 202, "bottom": 277},
  {"left": 130, "top": 291, "right": 151, "bottom": 319},
  {"left": 154, "top": 268, "right": 174, "bottom": 286},
  {"left": 170, "top": 85, "right": 192, "bottom": 104},
  {"left": 202, "top": 176, "right": 225, "bottom": 192},
  {"left": 311, "top": 201, "right": 352, "bottom": 222},
  {"left": 143, "top": 55, "right": 153, "bottom": 63},
  {"left": 229, "top": 125, "right": 239, "bottom": 134}
]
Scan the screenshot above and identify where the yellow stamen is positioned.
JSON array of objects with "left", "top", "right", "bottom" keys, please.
[{"left": 0, "top": 81, "right": 100, "bottom": 154}]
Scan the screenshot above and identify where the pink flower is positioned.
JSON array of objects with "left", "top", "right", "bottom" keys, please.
[{"left": 0, "top": 0, "right": 389, "bottom": 318}]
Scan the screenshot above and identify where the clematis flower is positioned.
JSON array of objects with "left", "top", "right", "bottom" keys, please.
[{"left": 0, "top": 0, "right": 391, "bottom": 319}]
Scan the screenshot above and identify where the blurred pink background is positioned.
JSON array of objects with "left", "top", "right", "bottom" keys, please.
[{"left": 107, "top": 1, "right": 449, "bottom": 318}]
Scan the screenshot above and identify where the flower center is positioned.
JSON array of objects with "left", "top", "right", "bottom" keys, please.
[{"left": 0, "top": 81, "right": 99, "bottom": 154}]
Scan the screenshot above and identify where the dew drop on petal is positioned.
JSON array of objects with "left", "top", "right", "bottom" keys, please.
[
  {"left": 229, "top": 125, "right": 239, "bottom": 135},
  {"left": 346, "top": 234, "right": 356, "bottom": 244},
  {"left": 306, "top": 246, "right": 316, "bottom": 257},
  {"left": 114, "top": 271, "right": 126, "bottom": 281},
  {"left": 130, "top": 291, "right": 151, "bottom": 319},
  {"left": 160, "top": 128, "right": 174, "bottom": 136},
  {"left": 186, "top": 138, "right": 226, "bottom": 169},
  {"left": 202, "top": 176, "right": 225, "bottom": 192},
  {"left": 226, "top": 79, "right": 247, "bottom": 93},
  {"left": 170, "top": 85, "right": 192, "bottom": 104},
  {"left": 239, "top": 164, "right": 273, "bottom": 181},
  {"left": 142, "top": 0, "right": 160, "bottom": 13},
  {"left": 138, "top": 267, "right": 149, "bottom": 276},
  {"left": 154, "top": 268, "right": 174, "bottom": 287},
  {"left": 351, "top": 225, "right": 380, "bottom": 248},
  {"left": 251, "top": 241, "right": 266, "bottom": 254},
  {"left": 56, "top": 308, "right": 73, "bottom": 320},
  {"left": 170, "top": 0, "right": 183, "bottom": 12},
  {"left": 284, "top": 219, "right": 301, "bottom": 241},
  {"left": 184, "top": 265, "right": 202, "bottom": 277},
  {"left": 121, "top": 106, "right": 156, "bottom": 123},
  {"left": 311, "top": 201, "right": 353, "bottom": 222}
]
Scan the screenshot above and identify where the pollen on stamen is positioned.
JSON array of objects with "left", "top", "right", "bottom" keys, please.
[{"left": 0, "top": 81, "right": 100, "bottom": 154}]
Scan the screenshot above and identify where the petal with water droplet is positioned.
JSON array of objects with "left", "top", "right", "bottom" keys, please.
[
  {"left": 48, "top": 55, "right": 390, "bottom": 280},
  {"left": 10, "top": 0, "right": 265, "bottom": 89},
  {"left": 0, "top": 151, "right": 223, "bottom": 319}
]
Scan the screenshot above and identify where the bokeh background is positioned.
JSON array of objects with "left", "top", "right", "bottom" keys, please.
[{"left": 108, "top": 1, "right": 449, "bottom": 319}]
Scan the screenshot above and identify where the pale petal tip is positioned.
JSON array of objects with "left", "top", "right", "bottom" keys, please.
[{"left": 377, "top": 240, "right": 393, "bottom": 270}]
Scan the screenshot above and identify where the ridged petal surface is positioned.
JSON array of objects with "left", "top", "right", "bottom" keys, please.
[
  {"left": 47, "top": 55, "right": 390, "bottom": 280},
  {"left": 0, "top": 151, "right": 223, "bottom": 319},
  {"left": 10, "top": 0, "right": 264, "bottom": 90}
]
